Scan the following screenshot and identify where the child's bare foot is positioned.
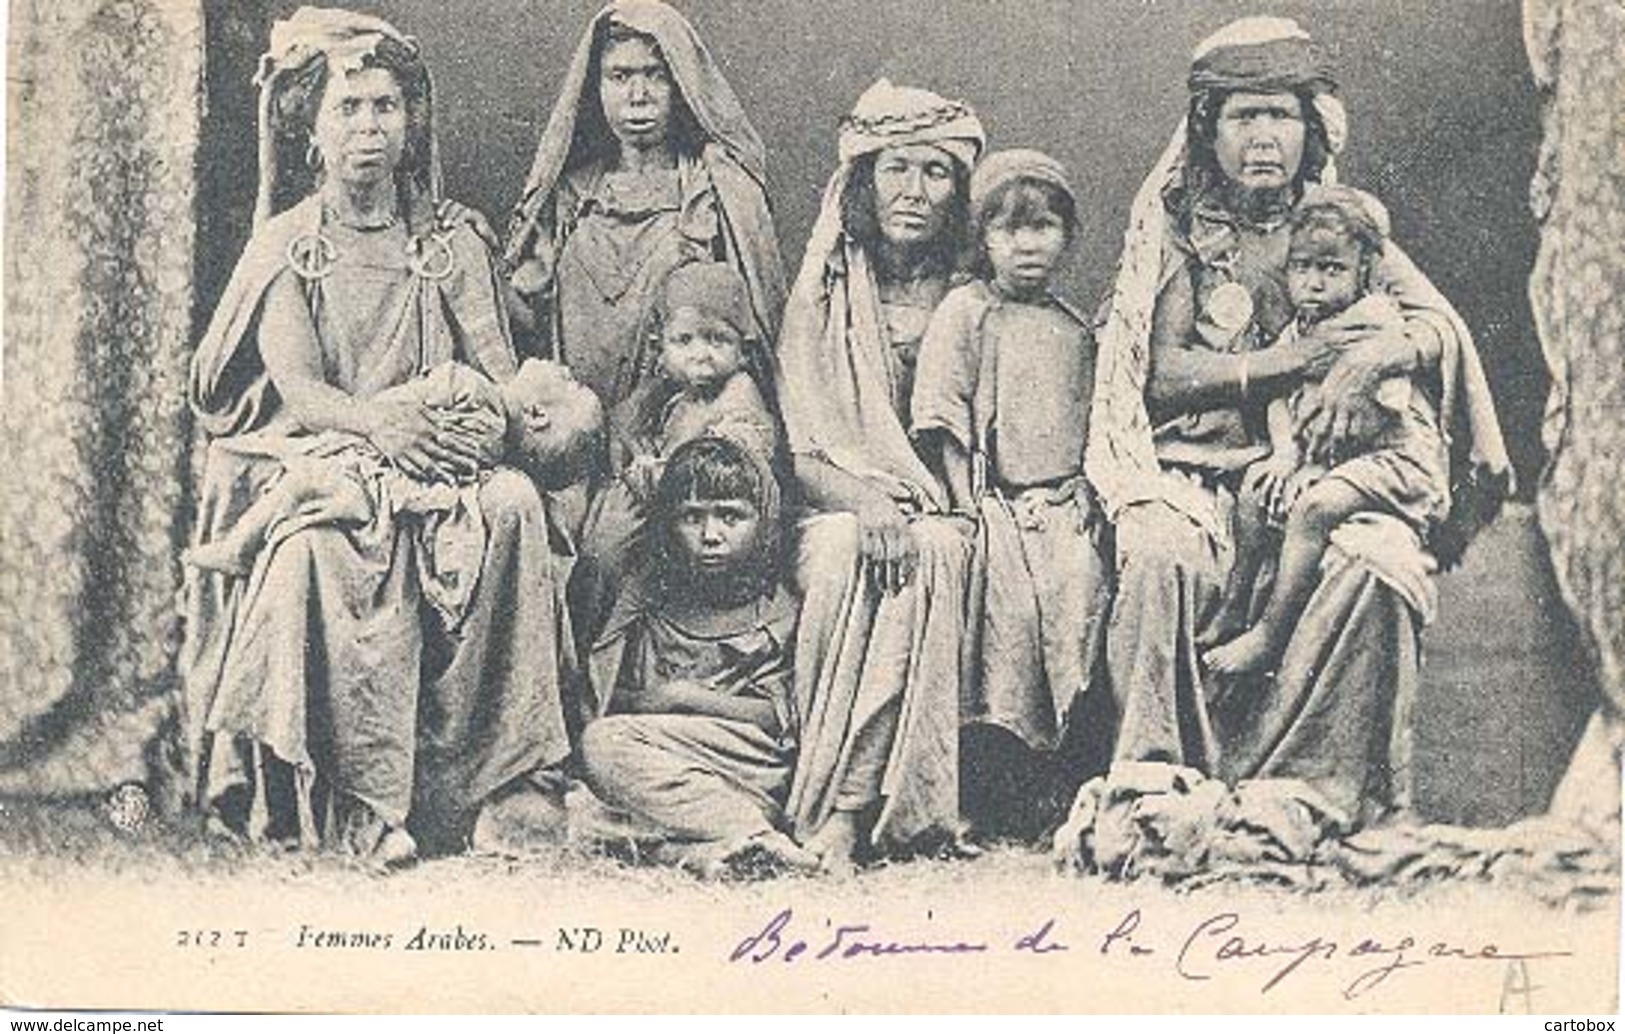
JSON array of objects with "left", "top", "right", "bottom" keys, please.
[
  {"left": 716, "top": 831, "right": 822, "bottom": 880},
  {"left": 183, "top": 539, "right": 253, "bottom": 576},
  {"left": 1199, "top": 593, "right": 1252, "bottom": 648},
  {"left": 1203, "top": 626, "right": 1280, "bottom": 676},
  {"left": 801, "top": 811, "right": 861, "bottom": 878}
]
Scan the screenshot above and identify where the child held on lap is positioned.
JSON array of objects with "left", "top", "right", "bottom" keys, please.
[
  {"left": 185, "top": 359, "right": 603, "bottom": 622},
  {"left": 1204, "top": 186, "right": 1451, "bottom": 676},
  {"left": 909, "top": 148, "right": 1111, "bottom": 757},
  {"left": 582, "top": 431, "right": 816, "bottom": 878}
]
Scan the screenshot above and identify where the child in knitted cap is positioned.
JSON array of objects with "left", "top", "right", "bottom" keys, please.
[
  {"left": 910, "top": 149, "right": 1111, "bottom": 810},
  {"left": 1204, "top": 185, "right": 1450, "bottom": 676}
]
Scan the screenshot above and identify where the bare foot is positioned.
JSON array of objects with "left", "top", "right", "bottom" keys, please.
[
  {"left": 1199, "top": 593, "right": 1252, "bottom": 648},
  {"left": 183, "top": 539, "right": 252, "bottom": 576},
  {"left": 374, "top": 827, "right": 419, "bottom": 870},
  {"left": 1203, "top": 626, "right": 1280, "bottom": 676},
  {"left": 801, "top": 811, "right": 861, "bottom": 878},
  {"left": 719, "top": 831, "right": 823, "bottom": 881},
  {"left": 471, "top": 782, "right": 568, "bottom": 857}
]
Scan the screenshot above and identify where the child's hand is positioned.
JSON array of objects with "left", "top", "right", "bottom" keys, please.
[
  {"left": 624, "top": 454, "right": 663, "bottom": 503},
  {"left": 1242, "top": 456, "right": 1297, "bottom": 518},
  {"left": 1276, "top": 464, "right": 1326, "bottom": 522}
]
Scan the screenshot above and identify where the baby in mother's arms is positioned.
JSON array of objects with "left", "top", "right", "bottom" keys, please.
[{"left": 186, "top": 359, "right": 604, "bottom": 623}]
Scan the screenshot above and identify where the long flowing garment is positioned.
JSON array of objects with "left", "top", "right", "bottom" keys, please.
[
  {"left": 1088, "top": 103, "right": 1509, "bottom": 824},
  {"left": 778, "top": 229, "right": 972, "bottom": 848},
  {"left": 775, "top": 82, "right": 985, "bottom": 848},
  {"left": 910, "top": 280, "right": 1112, "bottom": 753},
  {"left": 183, "top": 198, "right": 576, "bottom": 845},
  {"left": 581, "top": 578, "right": 799, "bottom": 852}
]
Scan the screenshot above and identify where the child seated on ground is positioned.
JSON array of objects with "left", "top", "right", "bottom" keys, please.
[
  {"left": 185, "top": 359, "right": 604, "bottom": 624},
  {"left": 578, "top": 262, "right": 778, "bottom": 636},
  {"left": 1203, "top": 185, "right": 1451, "bottom": 676},
  {"left": 910, "top": 149, "right": 1112, "bottom": 785},
  {"left": 579, "top": 430, "right": 818, "bottom": 879}
]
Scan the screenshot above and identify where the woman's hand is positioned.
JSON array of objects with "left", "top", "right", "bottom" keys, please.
[
  {"left": 1276, "top": 464, "right": 1326, "bottom": 523},
  {"left": 855, "top": 496, "right": 919, "bottom": 596},
  {"left": 364, "top": 399, "right": 478, "bottom": 482},
  {"left": 1278, "top": 321, "right": 1347, "bottom": 381}
]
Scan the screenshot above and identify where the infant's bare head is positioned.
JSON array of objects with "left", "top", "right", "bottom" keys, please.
[{"left": 500, "top": 359, "right": 607, "bottom": 488}]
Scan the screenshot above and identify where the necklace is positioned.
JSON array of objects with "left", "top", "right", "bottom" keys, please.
[{"left": 322, "top": 199, "right": 400, "bottom": 232}]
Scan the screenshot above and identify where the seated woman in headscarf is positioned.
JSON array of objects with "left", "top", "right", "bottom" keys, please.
[
  {"left": 1087, "top": 16, "right": 1510, "bottom": 826},
  {"left": 775, "top": 80, "right": 985, "bottom": 873},
  {"left": 184, "top": 7, "right": 583, "bottom": 865},
  {"left": 502, "top": 0, "right": 786, "bottom": 410}
]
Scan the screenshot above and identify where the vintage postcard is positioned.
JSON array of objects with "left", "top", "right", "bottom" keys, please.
[{"left": 2, "top": 0, "right": 1621, "bottom": 1015}]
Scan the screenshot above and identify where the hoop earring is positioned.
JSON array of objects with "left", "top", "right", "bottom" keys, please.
[{"left": 305, "top": 140, "right": 322, "bottom": 171}]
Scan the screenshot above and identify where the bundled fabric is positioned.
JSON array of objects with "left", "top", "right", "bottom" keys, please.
[{"left": 1053, "top": 762, "right": 1618, "bottom": 904}]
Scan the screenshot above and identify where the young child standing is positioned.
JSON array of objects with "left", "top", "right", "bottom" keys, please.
[
  {"left": 579, "top": 262, "right": 779, "bottom": 638},
  {"left": 579, "top": 430, "right": 818, "bottom": 878},
  {"left": 1204, "top": 185, "right": 1450, "bottom": 676},
  {"left": 911, "top": 148, "right": 1111, "bottom": 763}
]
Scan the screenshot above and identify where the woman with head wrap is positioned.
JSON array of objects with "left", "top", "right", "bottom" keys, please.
[
  {"left": 1088, "top": 17, "right": 1510, "bottom": 824},
  {"left": 503, "top": 0, "right": 786, "bottom": 409},
  {"left": 775, "top": 80, "right": 984, "bottom": 872},
  {"left": 183, "top": 7, "right": 579, "bottom": 864}
]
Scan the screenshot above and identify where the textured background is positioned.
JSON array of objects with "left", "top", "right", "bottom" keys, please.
[
  {"left": 5, "top": 1, "right": 1593, "bottom": 822},
  {"left": 233, "top": 0, "right": 1551, "bottom": 488}
]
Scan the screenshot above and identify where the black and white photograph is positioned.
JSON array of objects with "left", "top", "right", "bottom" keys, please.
[{"left": 1, "top": 0, "right": 1621, "bottom": 1016}]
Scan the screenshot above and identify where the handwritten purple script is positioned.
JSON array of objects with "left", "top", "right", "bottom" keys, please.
[{"left": 728, "top": 907, "right": 1574, "bottom": 1000}]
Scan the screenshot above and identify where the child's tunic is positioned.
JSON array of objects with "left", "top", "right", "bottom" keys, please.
[
  {"left": 1279, "top": 293, "right": 1451, "bottom": 533},
  {"left": 581, "top": 573, "right": 799, "bottom": 852},
  {"left": 911, "top": 280, "right": 1111, "bottom": 752}
]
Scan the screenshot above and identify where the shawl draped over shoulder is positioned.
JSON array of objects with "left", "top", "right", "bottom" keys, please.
[
  {"left": 503, "top": 0, "right": 786, "bottom": 346},
  {"left": 774, "top": 79, "right": 985, "bottom": 513}
]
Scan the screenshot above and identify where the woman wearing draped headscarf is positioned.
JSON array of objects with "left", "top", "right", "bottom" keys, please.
[
  {"left": 1088, "top": 17, "right": 1510, "bottom": 824},
  {"left": 503, "top": 0, "right": 786, "bottom": 409},
  {"left": 776, "top": 80, "right": 985, "bottom": 873},
  {"left": 183, "top": 7, "right": 578, "bottom": 864}
]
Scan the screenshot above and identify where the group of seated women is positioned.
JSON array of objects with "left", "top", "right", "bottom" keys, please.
[{"left": 181, "top": 2, "right": 1510, "bottom": 876}]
